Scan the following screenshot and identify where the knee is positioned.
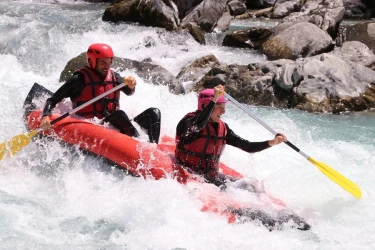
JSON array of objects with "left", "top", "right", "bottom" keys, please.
[
  {"left": 147, "top": 108, "right": 161, "bottom": 121},
  {"left": 113, "top": 110, "right": 125, "bottom": 116},
  {"left": 113, "top": 110, "right": 130, "bottom": 121}
]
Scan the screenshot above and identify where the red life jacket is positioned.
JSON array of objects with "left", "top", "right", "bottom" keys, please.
[
  {"left": 175, "top": 111, "right": 227, "bottom": 176},
  {"left": 71, "top": 66, "right": 120, "bottom": 119}
]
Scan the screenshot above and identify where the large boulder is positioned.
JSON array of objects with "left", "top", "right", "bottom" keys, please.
[
  {"left": 222, "top": 27, "right": 273, "bottom": 49},
  {"left": 192, "top": 62, "right": 277, "bottom": 107},
  {"left": 272, "top": 53, "right": 375, "bottom": 113},
  {"left": 102, "top": 0, "right": 236, "bottom": 41},
  {"left": 102, "top": 0, "right": 180, "bottom": 31},
  {"left": 261, "top": 22, "right": 333, "bottom": 60},
  {"left": 180, "top": 0, "right": 228, "bottom": 32}
]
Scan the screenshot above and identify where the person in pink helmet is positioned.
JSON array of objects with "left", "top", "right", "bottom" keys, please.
[
  {"left": 40, "top": 43, "right": 161, "bottom": 143},
  {"left": 175, "top": 84, "right": 287, "bottom": 188}
]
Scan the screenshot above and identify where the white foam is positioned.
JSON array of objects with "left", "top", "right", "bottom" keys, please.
[{"left": 0, "top": 2, "right": 374, "bottom": 249}]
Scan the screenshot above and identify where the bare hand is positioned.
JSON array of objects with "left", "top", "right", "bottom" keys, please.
[
  {"left": 40, "top": 116, "right": 51, "bottom": 130},
  {"left": 268, "top": 133, "right": 287, "bottom": 146},
  {"left": 212, "top": 84, "right": 225, "bottom": 103},
  {"left": 124, "top": 76, "right": 137, "bottom": 89}
]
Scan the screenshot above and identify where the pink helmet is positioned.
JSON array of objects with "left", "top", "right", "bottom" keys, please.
[
  {"left": 86, "top": 43, "right": 114, "bottom": 69},
  {"left": 197, "top": 88, "right": 227, "bottom": 111}
]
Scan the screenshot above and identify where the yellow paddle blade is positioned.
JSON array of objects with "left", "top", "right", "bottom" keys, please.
[
  {"left": 0, "top": 130, "right": 38, "bottom": 160},
  {"left": 308, "top": 157, "right": 362, "bottom": 199}
]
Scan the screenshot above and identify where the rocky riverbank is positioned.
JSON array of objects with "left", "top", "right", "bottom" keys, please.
[{"left": 62, "top": 0, "right": 375, "bottom": 113}]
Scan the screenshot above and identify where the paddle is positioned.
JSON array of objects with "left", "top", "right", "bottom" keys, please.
[
  {"left": 224, "top": 93, "right": 362, "bottom": 199},
  {"left": 0, "top": 79, "right": 130, "bottom": 160}
]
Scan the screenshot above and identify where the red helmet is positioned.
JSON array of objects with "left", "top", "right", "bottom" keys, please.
[
  {"left": 86, "top": 43, "right": 114, "bottom": 69},
  {"left": 198, "top": 88, "right": 227, "bottom": 111}
]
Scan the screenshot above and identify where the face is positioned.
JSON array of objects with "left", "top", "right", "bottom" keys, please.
[
  {"left": 209, "top": 103, "right": 226, "bottom": 123},
  {"left": 95, "top": 57, "right": 112, "bottom": 77}
]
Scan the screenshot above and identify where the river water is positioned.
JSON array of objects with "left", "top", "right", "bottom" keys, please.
[{"left": 0, "top": 1, "right": 374, "bottom": 249}]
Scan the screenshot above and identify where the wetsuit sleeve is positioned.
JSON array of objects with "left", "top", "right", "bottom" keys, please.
[
  {"left": 176, "top": 101, "right": 216, "bottom": 145},
  {"left": 226, "top": 123, "right": 271, "bottom": 153},
  {"left": 115, "top": 72, "right": 135, "bottom": 96},
  {"left": 42, "top": 74, "right": 85, "bottom": 117}
]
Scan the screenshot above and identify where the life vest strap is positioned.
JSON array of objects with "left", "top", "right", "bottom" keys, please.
[{"left": 177, "top": 147, "right": 220, "bottom": 161}]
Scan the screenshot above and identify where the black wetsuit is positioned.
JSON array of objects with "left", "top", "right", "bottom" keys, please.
[
  {"left": 43, "top": 72, "right": 161, "bottom": 143},
  {"left": 176, "top": 100, "right": 271, "bottom": 186}
]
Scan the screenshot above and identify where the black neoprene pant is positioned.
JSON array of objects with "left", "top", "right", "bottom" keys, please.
[{"left": 103, "top": 108, "right": 161, "bottom": 144}]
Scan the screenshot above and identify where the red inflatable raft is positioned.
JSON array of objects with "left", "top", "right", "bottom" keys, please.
[{"left": 23, "top": 83, "right": 310, "bottom": 231}]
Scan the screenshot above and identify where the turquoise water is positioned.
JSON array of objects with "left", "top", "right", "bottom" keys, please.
[
  {"left": 285, "top": 110, "right": 375, "bottom": 145},
  {"left": 0, "top": 1, "right": 374, "bottom": 249}
]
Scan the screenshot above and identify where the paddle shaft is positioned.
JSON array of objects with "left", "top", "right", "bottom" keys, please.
[{"left": 224, "top": 93, "right": 309, "bottom": 159}]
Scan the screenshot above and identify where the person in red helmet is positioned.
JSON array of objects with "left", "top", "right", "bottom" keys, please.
[
  {"left": 175, "top": 84, "right": 287, "bottom": 188},
  {"left": 40, "top": 43, "right": 161, "bottom": 143}
]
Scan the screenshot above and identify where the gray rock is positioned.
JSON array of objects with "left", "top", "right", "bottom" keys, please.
[
  {"left": 173, "top": 0, "right": 202, "bottom": 19},
  {"left": 332, "top": 41, "right": 375, "bottom": 68},
  {"left": 176, "top": 54, "right": 219, "bottom": 92},
  {"left": 215, "top": 9, "right": 233, "bottom": 33},
  {"left": 346, "top": 22, "right": 375, "bottom": 54},
  {"left": 102, "top": 0, "right": 180, "bottom": 31},
  {"left": 228, "top": 0, "right": 247, "bottom": 16},
  {"left": 283, "top": 0, "right": 345, "bottom": 38},
  {"left": 222, "top": 27, "right": 273, "bottom": 49},
  {"left": 252, "top": 59, "right": 294, "bottom": 73},
  {"left": 181, "top": 0, "right": 227, "bottom": 32},
  {"left": 261, "top": 22, "right": 333, "bottom": 60},
  {"left": 274, "top": 63, "right": 297, "bottom": 90},
  {"left": 276, "top": 54, "right": 375, "bottom": 112},
  {"left": 185, "top": 22, "right": 206, "bottom": 45},
  {"left": 272, "top": 1, "right": 297, "bottom": 18},
  {"left": 176, "top": 51, "right": 375, "bottom": 113}
]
